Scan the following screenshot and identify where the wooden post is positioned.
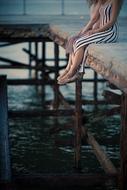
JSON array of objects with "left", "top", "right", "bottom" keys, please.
[
  {"left": 94, "top": 71, "right": 98, "bottom": 103},
  {"left": 28, "top": 42, "right": 32, "bottom": 77},
  {"left": 0, "top": 75, "right": 11, "bottom": 182},
  {"left": 53, "top": 43, "right": 59, "bottom": 109},
  {"left": 41, "top": 41, "right": 46, "bottom": 107},
  {"left": 28, "top": 42, "right": 32, "bottom": 67},
  {"left": 74, "top": 79, "right": 82, "bottom": 170},
  {"left": 35, "top": 42, "right": 38, "bottom": 79},
  {"left": 120, "top": 93, "right": 127, "bottom": 190}
]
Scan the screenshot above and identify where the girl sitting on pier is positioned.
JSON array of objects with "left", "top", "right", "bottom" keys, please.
[{"left": 57, "top": 0, "right": 123, "bottom": 85}]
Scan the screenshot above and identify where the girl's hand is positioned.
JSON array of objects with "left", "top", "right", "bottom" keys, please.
[
  {"left": 77, "top": 29, "right": 85, "bottom": 36},
  {"left": 85, "top": 30, "right": 96, "bottom": 36}
]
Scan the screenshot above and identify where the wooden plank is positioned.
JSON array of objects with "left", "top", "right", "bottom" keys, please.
[
  {"left": 74, "top": 80, "right": 82, "bottom": 170},
  {"left": 86, "top": 43, "right": 127, "bottom": 93},
  {"left": 0, "top": 75, "right": 11, "bottom": 182}
]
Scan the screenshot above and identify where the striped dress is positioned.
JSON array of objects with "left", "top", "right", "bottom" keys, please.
[{"left": 66, "top": 2, "right": 118, "bottom": 72}]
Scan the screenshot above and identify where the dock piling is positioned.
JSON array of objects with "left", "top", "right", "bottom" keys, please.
[
  {"left": 120, "top": 93, "right": 127, "bottom": 190},
  {"left": 53, "top": 43, "right": 60, "bottom": 109},
  {"left": 0, "top": 75, "right": 11, "bottom": 183},
  {"left": 74, "top": 79, "right": 82, "bottom": 170}
]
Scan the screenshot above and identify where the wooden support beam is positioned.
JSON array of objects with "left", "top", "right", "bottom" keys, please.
[
  {"left": 0, "top": 42, "right": 22, "bottom": 47},
  {"left": 53, "top": 43, "right": 60, "bottom": 109},
  {"left": 74, "top": 79, "right": 82, "bottom": 170},
  {"left": 0, "top": 37, "right": 52, "bottom": 43},
  {"left": 94, "top": 71, "right": 98, "bottom": 103},
  {"left": 28, "top": 42, "right": 32, "bottom": 68},
  {"left": 89, "top": 106, "right": 120, "bottom": 124},
  {"left": 7, "top": 79, "right": 54, "bottom": 85},
  {"left": 106, "top": 82, "right": 118, "bottom": 90},
  {"left": 57, "top": 91, "right": 71, "bottom": 109},
  {"left": 8, "top": 109, "right": 75, "bottom": 117},
  {"left": 41, "top": 41, "right": 46, "bottom": 107},
  {"left": 120, "top": 93, "right": 127, "bottom": 190},
  {"left": 0, "top": 65, "right": 43, "bottom": 70},
  {"left": 81, "top": 127, "right": 118, "bottom": 176},
  {"left": 105, "top": 106, "right": 120, "bottom": 116},
  {"left": 35, "top": 42, "right": 39, "bottom": 78},
  {"left": 23, "top": 48, "right": 67, "bottom": 63},
  {"left": 103, "top": 90, "right": 121, "bottom": 105},
  {"left": 0, "top": 56, "right": 27, "bottom": 67},
  {"left": 68, "top": 99, "right": 107, "bottom": 105},
  {"left": 0, "top": 75, "right": 11, "bottom": 182}
]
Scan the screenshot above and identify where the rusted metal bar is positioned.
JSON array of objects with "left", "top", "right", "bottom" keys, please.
[
  {"left": 0, "top": 65, "right": 42, "bottom": 70},
  {"left": 0, "top": 57, "right": 27, "bottom": 66},
  {"left": 106, "top": 82, "right": 118, "bottom": 90},
  {"left": 45, "top": 73, "right": 70, "bottom": 109},
  {"left": 7, "top": 79, "right": 54, "bottom": 85},
  {"left": 83, "top": 78, "right": 105, "bottom": 82},
  {"left": 53, "top": 43, "right": 60, "bottom": 109},
  {"left": 0, "top": 37, "right": 52, "bottom": 43},
  {"left": 0, "top": 42, "right": 21, "bottom": 47},
  {"left": 103, "top": 90, "right": 121, "bottom": 105},
  {"left": 69, "top": 99, "right": 116, "bottom": 105},
  {"left": 23, "top": 48, "right": 67, "bottom": 63},
  {"left": 57, "top": 90, "right": 71, "bottom": 109},
  {"left": 28, "top": 42, "right": 32, "bottom": 67},
  {"left": 74, "top": 79, "right": 82, "bottom": 170},
  {"left": 120, "top": 93, "right": 127, "bottom": 190},
  {"left": 23, "top": 46, "right": 36, "bottom": 60},
  {"left": 82, "top": 127, "right": 118, "bottom": 176},
  {"left": 41, "top": 41, "right": 46, "bottom": 107},
  {"left": 94, "top": 71, "right": 98, "bottom": 103},
  {"left": 35, "top": 42, "right": 39, "bottom": 78},
  {"left": 0, "top": 75, "right": 11, "bottom": 182}
]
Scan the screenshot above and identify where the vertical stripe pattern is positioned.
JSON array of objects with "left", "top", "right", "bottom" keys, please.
[
  {"left": 74, "top": 3, "right": 118, "bottom": 54},
  {"left": 74, "top": 2, "right": 118, "bottom": 72}
]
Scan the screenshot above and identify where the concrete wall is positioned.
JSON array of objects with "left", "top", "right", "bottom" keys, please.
[{"left": 0, "top": 0, "right": 126, "bottom": 16}]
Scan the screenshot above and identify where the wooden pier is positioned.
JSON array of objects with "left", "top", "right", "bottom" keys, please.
[{"left": 0, "top": 15, "right": 127, "bottom": 189}]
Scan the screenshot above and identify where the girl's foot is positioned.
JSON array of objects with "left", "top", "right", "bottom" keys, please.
[
  {"left": 58, "top": 72, "right": 84, "bottom": 85},
  {"left": 57, "top": 69, "right": 69, "bottom": 81}
]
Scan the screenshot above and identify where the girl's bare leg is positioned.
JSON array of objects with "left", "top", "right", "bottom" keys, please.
[
  {"left": 59, "top": 47, "right": 84, "bottom": 82},
  {"left": 57, "top": 53, "right": 73, "bottom": 80}
]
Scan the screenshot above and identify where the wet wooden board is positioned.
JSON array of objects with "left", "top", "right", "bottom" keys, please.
[
  {"left": 0, "top": 15, "right": 126, "bottom": 44},
  {"left": 86, "top": 43, "right": 127, "bottom": 93}
]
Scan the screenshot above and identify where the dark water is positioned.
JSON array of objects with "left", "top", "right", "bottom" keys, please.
[{"left": 0, "top": 42, "right": 121, "bottom": 189}]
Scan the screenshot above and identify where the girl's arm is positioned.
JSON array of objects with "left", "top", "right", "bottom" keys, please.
[
  {"left": 78, "top": 2, "right": 100, "bottom": 34},
  {"left": 92, "top": 0, "right": 119, "bottom": 33}
]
